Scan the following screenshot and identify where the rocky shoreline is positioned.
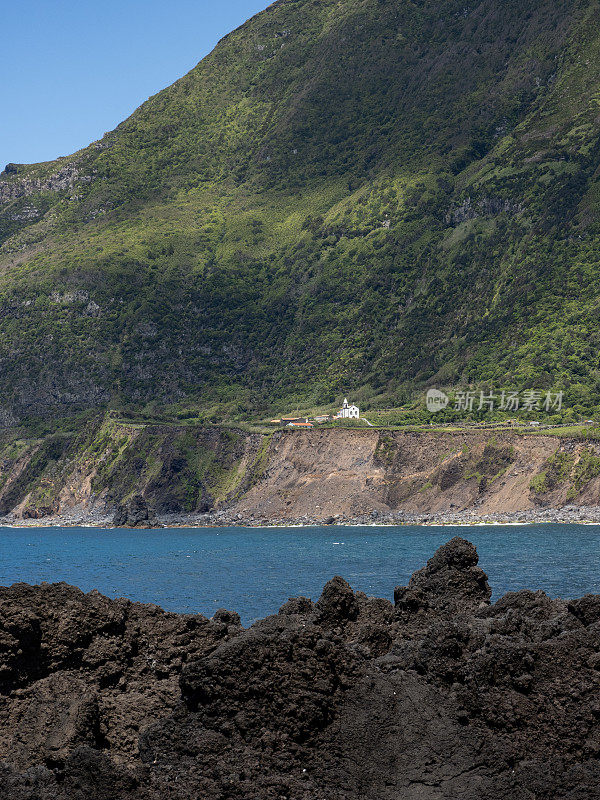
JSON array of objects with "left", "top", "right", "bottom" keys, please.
[
  {"left": 192, "top": 504, "right": 600, "bottom": 528},
  {"left": 4, "top": 503, "right": 600, "bottom": 528},
  {"left": 2, "top": 538, "right": 600, "bottom": 799}
]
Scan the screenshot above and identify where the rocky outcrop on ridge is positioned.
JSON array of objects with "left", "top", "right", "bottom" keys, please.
[
  {"left": 1, "top": 538, "right": 600, "bottom": 798},
  {"left": 0, "top": 162, "right": 88, "bottom": 205}
]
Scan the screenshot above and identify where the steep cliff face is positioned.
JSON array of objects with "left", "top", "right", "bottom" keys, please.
[
  {"left": 2, "top": 539, "right": 600, "bottom": 799},
  {"left": 0, "top": 417, "right": 266, "bottom": 522},
  {"left": 2, "top": 418, "right": 599, "bottom": 523},
  {"left": 229, "top": 428, "right": 600, "bottom": 521}
]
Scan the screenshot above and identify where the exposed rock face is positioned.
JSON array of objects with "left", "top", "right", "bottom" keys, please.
[
  {"left": 113, "top": 495, "right": 161, "bottom": 528},
  {"left": 4, "top": 423, "right": 600, "bottom": 525},
  {"left": 1, "top": 538, "right": 600, "bottom": 798},
  {"left": 446, "top": 196, "right": 524, "bottom": 225},
  {"left": 0, "top": 163, "right": 89, "bottom": 205}
]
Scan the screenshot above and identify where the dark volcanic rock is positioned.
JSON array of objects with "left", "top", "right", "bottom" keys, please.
[
  {"left": 394, "top": 536, "right": 491, "bottom": 622},
  {"left": 1, "top": 538, "right": 599, "bottom": 799},
  {"left": 0, "top": 583, "right": 232, "bottom": 774},
  {"left": 113, "top": 495, "right": 161, "bottom": 528},
  {"left": 315, "top": 575, "right": 359, "bottom": 625}
]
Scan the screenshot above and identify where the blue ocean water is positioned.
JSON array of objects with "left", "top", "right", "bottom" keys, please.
[{"left": 1, "top": 525, "right": 600, "bottom": 626}]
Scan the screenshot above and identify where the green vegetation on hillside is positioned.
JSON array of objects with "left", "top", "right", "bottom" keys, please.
[
  {"left": 1, "top": 0, "right": 600, "bottom": 424},
  {"left": 0, "top": 414, "right": 269, "bottom": 516}
]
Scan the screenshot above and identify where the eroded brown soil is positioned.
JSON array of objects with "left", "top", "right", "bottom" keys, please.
[
  {"left": 231, "top": 430, "right": 600, "bottom": 522},
  {"left": 3, "top": 427, "right": 600, "bottom": 526}
]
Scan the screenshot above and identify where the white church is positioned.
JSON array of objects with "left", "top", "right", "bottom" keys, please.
[{"left": 336, "top": 398, "right": 360, "bottom": 419}]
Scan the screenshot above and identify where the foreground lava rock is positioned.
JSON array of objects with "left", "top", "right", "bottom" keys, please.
[{"left": 1, "top": 538, "right": 599, "bottom": 799}]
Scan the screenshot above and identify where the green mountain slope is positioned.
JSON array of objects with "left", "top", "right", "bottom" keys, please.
[{"left": 1, "top": 0, "right": 600, "bottom": 422}]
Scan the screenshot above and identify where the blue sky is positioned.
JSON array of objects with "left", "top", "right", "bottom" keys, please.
[{"left": 1, "top": 0, "right": 269, "bottom": 168}]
